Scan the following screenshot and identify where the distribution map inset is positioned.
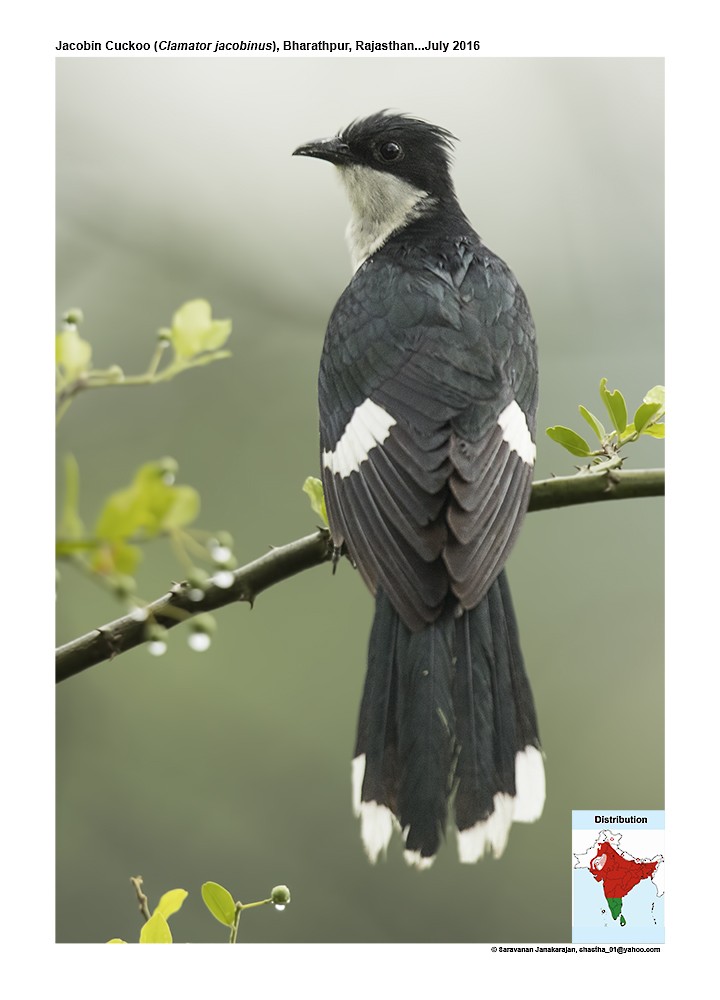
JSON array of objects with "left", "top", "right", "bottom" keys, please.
[{"left": 574, "top": 828, "right": 664, "bottom": 928}]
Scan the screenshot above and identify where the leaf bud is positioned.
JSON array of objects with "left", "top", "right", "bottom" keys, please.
[
  {"left": 214, "top": 531, "right": 234, "bottom": 550},
  {"left": 191, "top": 613, "right": 217, "bottom": 635},
  {"left": 186, "top": 567, "right": 210, "bottom": 591},
  {"left": 271, "top": 885, "right": 291, "bottom": 907},
  {"left": 145, "top": 622, "right": 169, "bottom": 656},
  {"left": 112, "top": 574, "right": 137, "bottom": 598},
  {"left": 62, "top": 307, "right": 84, "bottom": 326}
]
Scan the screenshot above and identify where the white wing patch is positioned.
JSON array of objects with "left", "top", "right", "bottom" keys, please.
[
  {"left": 323, "top": 398, "right": 396, "bottom": 478},
  {"left": 497, "top": 400, "right": 536, "bottom": 465}
]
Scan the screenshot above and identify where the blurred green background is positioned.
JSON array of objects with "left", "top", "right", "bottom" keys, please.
[{"left": 56, "top": 56, "right": 663, "bottom": 943}]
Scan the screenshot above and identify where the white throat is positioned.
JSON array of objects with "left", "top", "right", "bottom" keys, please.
[{"left": 337, "top": 164, "right": 433, "bottom": 272}]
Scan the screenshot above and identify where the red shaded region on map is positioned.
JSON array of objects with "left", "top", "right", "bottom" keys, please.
[{"left": 589, "top": 842, "right": 658, "bottom": 899}]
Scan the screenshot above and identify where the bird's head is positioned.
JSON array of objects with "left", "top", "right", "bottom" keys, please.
[
  {"left": 294, "top": 111, "right": 459, "bottom": 269},
  {"left": 293, "top": 110, "right": 457, "bottom": 202}
]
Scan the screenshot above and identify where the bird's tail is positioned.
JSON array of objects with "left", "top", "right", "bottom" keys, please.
[{"left": 352, "top": 571, "right": 545, "bottom": 868}]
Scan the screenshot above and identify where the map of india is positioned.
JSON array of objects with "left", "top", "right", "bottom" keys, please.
[{"left": 573, "top": 826, "right": 665, "bottom": 931}]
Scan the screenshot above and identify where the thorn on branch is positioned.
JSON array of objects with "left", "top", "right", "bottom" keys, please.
[
  {"left": 98, "top": 625, "right": 123, "bottom": 660},
  {"left": 603, "top": 468, "right": 623, "bottom": 492},
  {"left": 331, "top": 545, "right": 343, "bottom": 575},
  {"left": 239, "top": 590, "right": 255, "bottom": 609}
]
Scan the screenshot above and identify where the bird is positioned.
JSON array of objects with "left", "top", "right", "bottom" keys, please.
[{"left": 293, "top": 111, "right": 545, "bottom": 869}]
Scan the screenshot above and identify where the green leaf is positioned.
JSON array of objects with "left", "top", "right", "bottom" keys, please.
[
  {"left": 94, "top": 461, "right": 200, "bottom": 542},
  {"left": 302, "top": 476, "right": 328, "bottom": 526},
  {"left": 139, "top": 911, "right": 173, "bottom": 944},
  {"left": 599, "top": 378, "right": 628, "bottom": 435},
  {"left": 201, "top": 881, "right": 237, "bottom": 927},
  {"left": 641, "top": 423, "right": 665, "bottom": 438},
  {"left": 643, "top": 385, "right": 665, "bottom": 407},
  {"left": 58, "top": 454, "right": 84, "bottom": 540},
  {"left": 55, "top": 539, "right": 98, "bottom": 556},
  {"left": 546, "top": 425, "right": 593, "bottom": 457},
  {"left": 578, "top": 406, "right": 606, "bottom": 441},
  {"left": 170, "top": 300, "right": 232, "bottom": 361},
  {"left": 633, "top": 401, "right": 663, "bottom": 434},
  {"left": 56, "top": 328, "right": 92, "bottom": 379},
  {"left": 162, "top": 485, "right": 201, "bottom": 530},
  {"left": 95, "top": 483, "right": 146, "bottom": 542},
  {"left": 89, "top": 539, "right": 142, "bottom": 577},
  {"left": 155, "top": 888, "right": 188, "bottom": 920}
]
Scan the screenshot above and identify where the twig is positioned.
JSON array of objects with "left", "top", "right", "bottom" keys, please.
[{"left": 130, "top": 876, "right": 152, "bottom": 922}]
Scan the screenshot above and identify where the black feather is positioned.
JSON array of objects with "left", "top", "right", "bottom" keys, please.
[
  {"left": 396, "top": 606, "right": 456, "bottom": 862},
  {"left": 355, "top": 590, "right": 457, "bottom": 865},
  {"left": 453, "top": 572, "right": 542, "bottom": 859},
  {"left": 356, "top": 578, "right": 542, "bottom": 866}
]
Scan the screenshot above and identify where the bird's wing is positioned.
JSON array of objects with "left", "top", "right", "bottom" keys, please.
[{"left": 319, "top": 243, "right": 537, "bottom": 631}]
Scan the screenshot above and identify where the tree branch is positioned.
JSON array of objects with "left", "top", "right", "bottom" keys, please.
[
  {"left": 55, "top": 467, "right": 664, "bottom": 683},
  {"left": 56, "top": 530, "right": 334, "bottom": 684},
  {"left": 528, "top": 467, "right": 665, "bottom": 511}
]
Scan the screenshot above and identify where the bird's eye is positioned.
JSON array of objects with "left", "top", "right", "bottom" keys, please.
[{"left": 378, "top": 141, "right": 402, "bottom": 162}]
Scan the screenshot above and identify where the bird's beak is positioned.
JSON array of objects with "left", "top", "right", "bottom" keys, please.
[{"left": 292, "top": 135, "right": 353, "bottom": 165}]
